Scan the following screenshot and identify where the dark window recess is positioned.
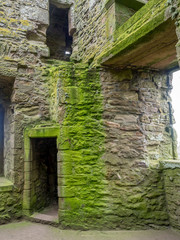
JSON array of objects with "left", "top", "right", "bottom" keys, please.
[
  {"left": 46, "top": 4, "right": 72, "bottom": 61},
  {"left": 0, "top": 105, "right": 4, "bottom": 176}
]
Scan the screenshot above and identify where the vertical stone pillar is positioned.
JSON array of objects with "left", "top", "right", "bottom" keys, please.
[{"left": 68, "top": 5, "right": 76, "bottom": 36}]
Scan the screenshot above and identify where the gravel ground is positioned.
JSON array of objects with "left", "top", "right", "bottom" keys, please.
[{"left": 0, "top": 221, "right": 180, "bottom": 240}]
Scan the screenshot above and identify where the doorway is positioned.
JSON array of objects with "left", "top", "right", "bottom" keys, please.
[
  {"left": 30, "top": 137, "right": 58, "bottom": 212},
  {"left": 23, "top": 126, "right": 60, "bottom": 222}
]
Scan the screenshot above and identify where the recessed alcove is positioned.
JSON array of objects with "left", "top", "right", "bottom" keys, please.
[
  {"left": 105, "top": 0, "right": 147, "bottom": 38},
  {"left": 46, "top": 3, "right": 72, "bottom": 61},
  {"left": 0, "top": 76, "right": 14, "bottom": 179}
]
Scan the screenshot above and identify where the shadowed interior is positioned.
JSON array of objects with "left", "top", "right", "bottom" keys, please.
[
  {"left": 46, "top": 4, "right": 72, "bottom": 61},
  {"left": 31, "top": 138, "right": 58, "bottom": 212}
]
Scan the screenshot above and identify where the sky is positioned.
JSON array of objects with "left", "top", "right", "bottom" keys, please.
[{"left": 171, "top": 71, "right": 180, "bottom": 145}]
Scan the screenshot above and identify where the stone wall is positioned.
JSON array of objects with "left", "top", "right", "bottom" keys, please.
[
  {"left": 72, "top": 0, "right": 146, "bottom": 64},
  {"left": 0, "top": 0, "right": 180, "bottom": 231},
  {"left": 0, "top": 190, "right": 21, "bottom": 223},
  {"left": 99, "top": 68, "right": 173, "bottom": 229},
  {"left": 71, "top": 0, "right": 107, "bottom": 63},
  {"left": 41, "top": 62, "right": 173, "bottom": 229},
  {"left": 0, "top": 0, "right": 50, "bottom": 221},
  {"left": 43, "top": 62, "right": 107, "bottom": 229},
  {"left": 0, "top": 0, "right": 50, "bottom": 183},
  {"left": 101, "top": 69, "right": 174, "bottom": 165},
  {"left": 161, "top": 161, "right": 180, "bottom": 230},
  {"left": 0, "top": 178, "right": 21, "bottom": 224}
]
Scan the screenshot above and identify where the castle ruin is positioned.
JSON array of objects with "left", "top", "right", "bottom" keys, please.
[{"left": 0, "top": 0, "right": 180, "bottom": 230}]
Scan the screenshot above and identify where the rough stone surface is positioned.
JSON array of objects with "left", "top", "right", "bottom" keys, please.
[
  {"left": 0, "top": 0, "right": 180, "bottom": 232},
  {"left": 101, "top": 69, "right": 174, "bottom": 164},
  {"left": 162, "top": 162, "right": 180, "bottom": 230},
  {"left": 0, "top": 178, "right": 21, "bottom": 224},
  {"left": 40, "top": 63, "right": 172, "bottom": 229},
  {"left": 71, "top": 0, "right": 107, "bottom": 63},
  {"left": 43, "top": 62, "right": 106, "bottom": 229},
  {"left": 0, "top": 0, "right": 50, "bottom": 222}
]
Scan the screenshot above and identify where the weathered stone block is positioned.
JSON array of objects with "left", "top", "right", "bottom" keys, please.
[{"left": 20, "top": 6, "right": 49, "bottom": 25}]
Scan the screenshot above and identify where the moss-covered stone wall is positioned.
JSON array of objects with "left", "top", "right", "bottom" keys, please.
[
  {"left": 72, "top": 0, "right": 145, "bottom": 64},
  {"left": 94, "top": 0, "right": 171, "bottom": 67},
  {"left": 0, "top": 178, "right": 21, "bottom": 224},
  {"left": 43, "top": 62, "right": 108, "bottom": 229},
  {"left": 0, "top": 0, "right": 180, "bottom": 231},
  {"left": 41, "top": 62, "right": 173, "bottom": 229},
  {"left": 161, "top": 161, "right": 180, "bottom": 230}
]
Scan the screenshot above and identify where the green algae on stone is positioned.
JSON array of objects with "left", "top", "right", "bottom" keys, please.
[
  {"left": 0, "top": 177, "right": 13, "bottom": 192},
  {"left": 94, "top": 0, "right": 168, "bottom": 66},
  {"left": 43, "top": 62, "right": 107, "bottom": 229}
]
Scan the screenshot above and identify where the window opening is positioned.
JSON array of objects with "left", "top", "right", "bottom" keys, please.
[
  {"left": 171, "top": 70, "right": 180, "bottom": 158},
  {"left": 46, "top": 4, "right": 72, "bottom": 61},
  {"left": 0, "top": 105, "right": 4, "bottom": 176}
]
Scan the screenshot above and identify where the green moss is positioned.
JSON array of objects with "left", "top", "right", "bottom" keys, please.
[
  {"left": 27, "top": 126, "right": 60, "bottom": 138},
  {"left": 94, "top": 0, "right": 167, "bottom": 66},
  {"left": 0, "top": 190, "right": 22, "bottom": 223},
  {"left": 116, "top": 0, "right": 145, "bottom": 10},
  {"left": 115, "top": 2, "right": 136, "bottom": 28},
  {"left": 43, "top": 62, "right": 107, "bottom": 229},
  {"left": 0, "top": 177, "right": 13, "bottom": 192},
  {"left": 105, "top": 0, "right": 145, "bottom": 11}
]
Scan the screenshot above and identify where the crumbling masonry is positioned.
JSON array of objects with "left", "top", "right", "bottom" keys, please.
[{"left": 0, "top": 0, "right": 180, "bottom": 230}]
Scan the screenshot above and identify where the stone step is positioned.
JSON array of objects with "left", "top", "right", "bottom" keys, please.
[{"left": 26, "top": 205, "right": 59, "bottom": 227}]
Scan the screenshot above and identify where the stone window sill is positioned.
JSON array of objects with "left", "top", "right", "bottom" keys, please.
[
  {"left": 0, "top": 177, "right": 13, "bottom": 192},
  {"left": 160, "top": 160, "right": 180, "bottom": 169}
]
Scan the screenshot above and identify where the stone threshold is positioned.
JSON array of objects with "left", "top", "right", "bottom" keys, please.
[
  {"left": 0, "top": 177, "right": 13, "bottom": 192},
  {"left": 26, "top": 205, "right": 59, "bottom": 227}
]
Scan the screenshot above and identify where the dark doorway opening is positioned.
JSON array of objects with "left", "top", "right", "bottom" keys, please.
[
  {"left": 0, "top": 105, "right": 4, "bottom": 176},
  {"left": 31, "top": 137, "right": 58, "bottom": 212},
  {"left": 46, "top": 4, "right": 72, "bottom": 61}
]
